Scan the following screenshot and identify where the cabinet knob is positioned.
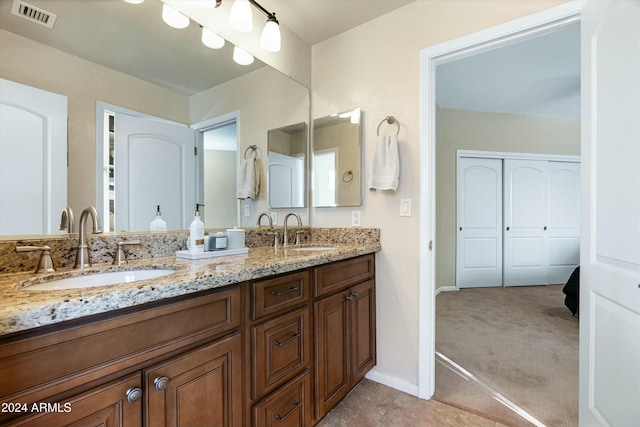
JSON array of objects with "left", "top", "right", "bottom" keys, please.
[
  {"left": 544, "top": 226, "right": 548, "bottom": 230},
  {"left": 154, "top": 376, "right": 169, "bottom": 391},
  {"left": 125, "top": 387, "right": 142, "bottom": 403},
  {"left": 506, "top": 226, "right": 510, "bottom": 231}
]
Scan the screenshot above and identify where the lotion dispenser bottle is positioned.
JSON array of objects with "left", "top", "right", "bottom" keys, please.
[
  {"left": 150, "top": 205, "right": 167, "bottom": 232},
  {"left": 188, "top": 204, "right": 205, "bottom": 254}
]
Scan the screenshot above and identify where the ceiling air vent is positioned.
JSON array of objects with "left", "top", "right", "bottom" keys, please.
[{"left": 11, "top": 0, "right": 57, "bottom": 29}]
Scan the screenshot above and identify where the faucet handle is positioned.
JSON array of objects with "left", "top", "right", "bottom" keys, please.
[
  {"left": 295, "top": 231, "right": 305, "bottom": 246},
  {"left": 270, "top": 231, "right": 280, "bottom": 249},
  {"left": 113, "top": 240, "right": 141, "bottom": 266},
  {"left": 16, "top": 245, "right": 55, "bottom": 274}
]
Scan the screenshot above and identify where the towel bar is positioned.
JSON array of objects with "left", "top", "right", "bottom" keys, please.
[{"left": 377, "top": 116, "right": 400, "bottom": 136}]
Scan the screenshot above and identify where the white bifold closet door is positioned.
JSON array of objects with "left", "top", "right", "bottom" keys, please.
[
  {"left": 456, "top": 157, "right": 503, "bottom": 288},
  {"left": 457, "top": 156, "right": 579, "bottom": 288},
  {"left": 503, "top": 159, "right": 580, "bottom": 286}
]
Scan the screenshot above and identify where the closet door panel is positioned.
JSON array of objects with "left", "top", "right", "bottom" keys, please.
[
  {"left": 456, "top": 158, "right": 502, "bottom": 288},
  {"left": 547, "top": 162, "right": 580, "bottom": 284},
  {"left": 503, "top": 159, "right": 548, "bottom": 286}
]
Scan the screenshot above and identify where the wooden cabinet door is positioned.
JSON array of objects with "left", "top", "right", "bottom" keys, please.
[
  {"left": 145, "top": 333, "right": 242, "bottom": 427},
  {"left": 6, "top": 373, "right": 142, "bottom": 427},
  {"left": 349, "top": 279, "right": 376, "bottom": 384},
  {"left": 314, "top": 289, "right": 350, "bottom": 420}
]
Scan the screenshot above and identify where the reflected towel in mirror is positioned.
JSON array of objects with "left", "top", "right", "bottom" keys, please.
[
  {"left": 368, "top": 134, "right": 399, "bottom": 192},
  {"left": 237, "top": 149, "right": 261, "bottom": 199}
]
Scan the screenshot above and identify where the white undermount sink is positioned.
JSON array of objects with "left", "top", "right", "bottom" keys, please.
[
  {"left": 21, "top": 269, "right": 177, "bottom": 291},
  {"left": 289, "top": 246, "right": 338, "bottom": 252}
]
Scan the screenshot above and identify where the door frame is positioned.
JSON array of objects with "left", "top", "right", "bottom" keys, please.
[{"left": 418, "top": 0, "right": 585, "bottom": 399}]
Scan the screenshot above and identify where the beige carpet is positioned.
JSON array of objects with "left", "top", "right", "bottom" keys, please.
[{"left": 433, "top": 285, "right": 579, "bottom": 427}]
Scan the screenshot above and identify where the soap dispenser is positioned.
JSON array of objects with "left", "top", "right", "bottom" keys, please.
[
  {"left": 150, "top": 205, "right": 167, "bottom": 232},
  {"left": 188, "top": 204, "right": 205, "bottom": 254}
]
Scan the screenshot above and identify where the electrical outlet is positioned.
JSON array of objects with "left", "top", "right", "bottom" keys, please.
[
  {"left": 243, "top": 202, "right": 251, "bottom": 217},
  {"left": 270, "top": 211, "right": 278, "bottom": 224},
  {"left": 352, "top": 210, "right": 362, "bottom": 227}
]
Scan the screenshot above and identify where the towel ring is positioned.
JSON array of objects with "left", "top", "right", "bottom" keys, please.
[
  {"left": 342, "top": 170, "right": 354, "bottom": 183},
  {"left": 244, "top": 145, "right": 257, "bottom": 159},
  {"left": 377, "top": 116, "right": 400, "bottom": 136}
]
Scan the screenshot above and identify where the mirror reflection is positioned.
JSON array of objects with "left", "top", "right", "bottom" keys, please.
[
  {"left": 268, "top": 122, "right": 307, "bottom": 208},
  {"left": 0, "top": 0, "right": 309, "bottom": 237},
  {"left": 312, "top": 108, "right": 362, "bottom": 207}
]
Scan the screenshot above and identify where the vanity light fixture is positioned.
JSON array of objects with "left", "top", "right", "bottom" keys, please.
[
  {"left": 162, "top": 3, "right": 189, "bottom": 29},
  {"left": 259, "top": 14, "right": 280, "bottom": 52},
  {"left": 193, "top": 0, "right": 222, "bottom": 8},
  {"left": 123, "top": 0, "right": 144, "bottom": 4},
  {"left": 229, "top": 0, "right": 252, "bottom": 32},
  {"left": 201, "top": 26, "right": 225, "bottom": 49},
  {"left": 233, "top": 46, "right": 254, "bottom": 65}
]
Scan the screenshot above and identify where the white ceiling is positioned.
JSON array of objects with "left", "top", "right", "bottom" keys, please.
[
  {"left": 436, "top": 22, "right": 581, "bottom": 118},
  {"left": 0, "top": 0, "right": 580, "bottom": 117}
]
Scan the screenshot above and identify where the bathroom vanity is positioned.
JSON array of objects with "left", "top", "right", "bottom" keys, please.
[{"left": 0, "top": 232, "right": 379, "bottom": 427}]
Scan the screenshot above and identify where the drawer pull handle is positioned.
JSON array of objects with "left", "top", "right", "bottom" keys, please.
[
  {"left": 275, "top": 400, "right": 301, "bottom": 422},
  {"left": 271, "top": 286, "right": 298, "bottom": 297},
  {"left": 274, "top": 332, "right": 302, "bottom": 347},
  {"left": 154, "top": 376, "right": 169, "bottom": 391},
  {"left": 346, "top": 291, "right": 358, "bottom": 301},
  {"left": 125, "top": 387, "right": 142, "bottom": 403}
]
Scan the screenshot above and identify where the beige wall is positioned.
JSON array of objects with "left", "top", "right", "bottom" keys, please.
[
  {"left": 310, "top": 0, "right": 569, "bottom": 388},
  {"left": 435, "top": 107, "right": 580, "bottom": 290},
  {"left": 0, "top": 29, "right": 189, "bottom": 221}
]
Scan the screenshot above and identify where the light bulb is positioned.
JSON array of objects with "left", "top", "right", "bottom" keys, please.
[
  {"left": 233, "top": 46, "right": 254, "bottom": 65},
  {"left": 162, "top": 4, "right": 189, "bottom": 29},
  {"left": 123, "top": 0, "right": 144, "bottom": 4},
  {"left": 260, "top": 18, "right": 281, "bottom": 52},
  {"left": 202, "top": 27, "right": 225, "bottom": 49},
  {"left": 229, "top": 0, "right": 252, "bottom": 33}
]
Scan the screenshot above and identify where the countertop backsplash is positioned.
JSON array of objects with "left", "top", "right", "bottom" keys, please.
[{"left": 0, "top": 227, "right": 379, "bottom": 274}]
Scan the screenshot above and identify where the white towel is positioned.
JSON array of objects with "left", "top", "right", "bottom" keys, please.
[
  {"left": 237, "top": 149, "right": 260, "bottom": 199},
  {"left": 368, "top": 134, "right": 399, "bottom": 191}
]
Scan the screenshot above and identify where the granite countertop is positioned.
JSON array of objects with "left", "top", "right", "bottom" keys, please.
[{"left": 0, "top": 242, "right": 380, "bottom": 336}]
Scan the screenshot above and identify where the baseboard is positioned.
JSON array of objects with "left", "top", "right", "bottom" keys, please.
[
  {"left": 435, "top": 286, "right": 458, "bottom": 296},
  {"left": 365, "top": 368, "right": 419, "bottom": 397}
]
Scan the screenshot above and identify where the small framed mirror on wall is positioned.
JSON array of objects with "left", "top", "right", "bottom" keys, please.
[
  {"left": 267, "top": 122, "right": 308, "bottom": 208},
  {"left": 312, "top": 108, "right": 362, "bottom": 207}
]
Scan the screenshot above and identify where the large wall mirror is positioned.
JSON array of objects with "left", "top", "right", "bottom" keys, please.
[
  {"left": 312, "top": 108, "right": 363, "bottom": 207},
  {"left": 0, "top": 0, "right": 309, "bottom": 237}
]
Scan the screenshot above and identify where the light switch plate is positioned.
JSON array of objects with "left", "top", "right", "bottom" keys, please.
[
  {"left": 400, "top": 198, "right": 412, "bottom": 217},
  {"left": 243, "top": 202, "right": 251, "bottom": 217},
  {"left": 352, "top": 210, "right": 362, "bottom": 227}
]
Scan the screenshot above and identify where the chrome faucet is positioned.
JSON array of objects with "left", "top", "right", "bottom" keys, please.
[
  {"left": 59, "top": 207, "right": 75, "bottom": 234},
  {"left": 257, "top": 212, "right": 273, "bottom": 227},
  {"left": 282, "top": 212, "right": 302, "bottom": 248},
  {"left": 74, "top": 206, "right": 103, "bottom": 269}
]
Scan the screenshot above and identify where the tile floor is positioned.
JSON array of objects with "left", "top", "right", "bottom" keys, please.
[{"left": 316, "top": 379, "right": 509, "bottom": 427}]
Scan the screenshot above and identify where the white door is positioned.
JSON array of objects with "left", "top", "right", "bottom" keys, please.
[
  {"left": 580, "top": 1, "right": 640, "bottom": 425},
  {"left": 0, "top": 79, "right": 67, "bottom": 235},
  {"left": 547, "top": 161, "right": 580, "bottom": 284},
  {"left": 503, "top": 159, "right": 548, "bottom": 286},
  {"left": 268, "top": 151, "right": 300, "bottom": 208},
  {"left": 456, "top": 157, "right": 502, "bottom": 288},
  {"left": 114, "top": 114, "right": 196, "bottom": 232}
]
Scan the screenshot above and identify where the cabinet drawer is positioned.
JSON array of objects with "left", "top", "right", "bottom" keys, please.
[
  {"left": 251, "top": 307, "right": 310, "bottom": 399},
  {"left": 314, "top": 254, "right": 374, "bottom": 298},
  {"left": 251, "top": 271, "right": 309, "bottom": 320},
  {"left": 0, "top": 286, "right": 241, "bottom": 406},
  {"left": 252, "top": 370, "right": 311, "bottom": 427}
]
